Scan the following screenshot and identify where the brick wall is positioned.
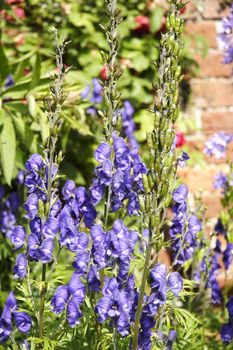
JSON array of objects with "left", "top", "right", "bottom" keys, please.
[{"left": 180, "top": 0, "right": 233, "bottom": 220}]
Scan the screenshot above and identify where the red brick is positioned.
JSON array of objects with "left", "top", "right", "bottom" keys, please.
[
  {"left": 203, "top": 111, "right": 233, "bottom": 133},
  {"left": 203, "top": 0, "right": 230, "bottom": 19},
  {"left": 179, "top": 164, "right": 228, "bottom": 192},
  {"left": 185, "top": 21, "right": 218, "bottom": 49},
  {"left": 191, "top": 79, "right": 233, "bottom": 108},
  {"left": 195, "top": 52, "right": 233, "bottom": 78}
]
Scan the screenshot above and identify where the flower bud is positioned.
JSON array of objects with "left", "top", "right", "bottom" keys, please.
[
  {"left": 142, "top": 174, "right": 150, "bottom": 193},
  {"left": 148, "top": 171, "right": 155, "bottom": 191},
  {"left": 138, "top": 195, "right": 145, "bottom": 211},
  {"left": 169, "top": 13, "right": 176, "bottom": 28},
  {"left": 175, "top": 17, "right": 181, "bottom": 31},
  {"left": 145, "top": 194, "right": 151, "bottom": 213},
  {"left": 154, "top": 111, "right": 161, "bottom": 129}
]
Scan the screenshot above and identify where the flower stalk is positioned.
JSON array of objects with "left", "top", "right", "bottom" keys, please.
[
  {"left": 132, "top": 1, "right": 184, "bottom": 348},
  {"left": 38, "top": 29, "right": 68, "bottom": 341}
]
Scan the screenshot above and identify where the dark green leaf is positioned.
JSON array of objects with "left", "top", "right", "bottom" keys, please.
[{"left": 1, "top": 114, "right": 16, "bottom": 185}]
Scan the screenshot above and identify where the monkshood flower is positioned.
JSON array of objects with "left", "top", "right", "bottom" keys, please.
[
  {"left": 51, "top": 273, "right": 86, "bottom": 327},
  {"left": 90, "top": 220, "right": 138, "bottom": 282},
  {"left": 13, "top": 253, "right": 27, "bottom": 280},
  {"left": 178, "top": 151, "right": 189, "bottom": 168},
  {"left": 218, "top": 5, "right": 233, "bottom": 64},
  {"left": 204, "top": 132, "right": 233, "bottom": 159},
  {"left": 221, "top": 296, "right": 233, "bottom": 343},
  {"left": 215, "top": 218, "right": 226, "bottom": 236},
  {"left": 170, "top": 184, "right": 202, "bottom": 265},
  {"left": 207, "top": 254, "right": 223, "bottom": 304},
  {"left": 4, "top": 74, "right": 14, "bottom": 88},
  {"left": 0, "top": 292, "right": 32, "bottom": 343},
  {"left": 121, "top": 101, "right": 138, "bottom": 150},
  {"left": 0, "top": 190, "right": 20, "bottom": 239},
  {"left": 9, "top": 225, "right": 26, "bottom": 250},
  {"left": 80, "top": 78, "right": 103, "bottom": 116},
  {"left": 138, "top": 265, "right": 182, "bottom": 349},
  {"left": 214, "top": 172, "right": 227, "bottom": 191},
  {"left": 90, "top": 136, "right": 147, "bottom": 216},
  {"left": 156, "top": 330, "right": 177, "bottom": 350},
  {"left": 95, "top": 277, "right": 135, "bottom": 336}
]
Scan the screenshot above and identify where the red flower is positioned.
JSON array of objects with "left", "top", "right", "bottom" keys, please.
[
  {"left": 179, "top": 6, "right": 186, "bottom": 14},
  {"left": 99, "top": 65, "right": 109, "bottom": 81},
  {"left": 175, "top": 130, "right": 186, "bottom": 148},
  {"left": 133, "top": 15, "right": 150, "bottom": 35},
  {"left": 14, "top": 7, "right": 25, "bottom": 19}
]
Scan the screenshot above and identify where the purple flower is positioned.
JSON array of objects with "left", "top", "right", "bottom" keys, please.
[
  {"left": 218, "top": 5, "right": 233, "bottom": 64},
  {"left": 13, "top": 312, "right": 32, "bottom": 333},
  {"left": 62, "top": 180, "right": 76, "bottom": 200},
  {"left": 25, "top": 154, "right": 44, "bottom": 173},
  {"left": 73, "top": 251, "right": 89, "bottom": 275},
  {"left": 226, "top": 296, "right": 233, "bottom": 319},
  {"left": 24, "top": 193, "right": 38, "bottom": 219},
  {"left": 13, "top": 254, "right": 27, "bottom": 280},
  {"left": 221, "top": 323, "right": 233, "bottom": 343},
  {"left": 223, "top": 243, "right": 233, "bottom": 270},
  {"left": 80, "top": 85, "right": 91, "bottom": 99},
  {"left": 43, "top": 217, "right": 59, "bottom": 239},
  {"left": 90, "top": 79, "right": 102, "bottom": 104},
  {"left": 38, "top": 238, "right": 54, "bottom": 263},
  {"left": 214, "top": 172, "right": 227, "bottom": 191},
  {"left": 0, "top": 292, "right": 17, "bottom": 343},
  {"left": 188, "top": 215, "right": 201, "bottom": 234},
  {"left": 121, "top": 101, "right": 138, "bottom": 150},
  {"left": 51, "top": 286, "right": 69, "bottom": 314},
  {"left": 67, "top": 296, "right": 83, "bottom": 327},
  {"left": 5, "top": 74, "right": 14, "bottom": 88},
  {"left": 87, "top": 266, "right": 101, "bottom": 292},
  {"left": 173, "top": 184, "right": 188, "bottom": 203},
  {"left": 28, "top": 233, "right": 40, "bottom": 261},
  {"left": 178, "top": 151, "right": 190, "bottom": 167},
  {"left": 94, "top": 142, "right": 111, "bottom": 163},
  {"left": 167, "top": 272, "right": 183, "bottom": 297},
  {"left": 68, "top": 274, "right": 86, "bottom": 299},
  {"left": 204, "top": 132, "right": 233, "bottom": 159},
  {"left": 9, "top": 225, "right": 26, "bottom": 249},
  {"left": 0, "top": 319, "right": 12, "bottom": 343}
]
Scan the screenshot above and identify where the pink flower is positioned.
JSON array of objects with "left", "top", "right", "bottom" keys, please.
[
  {"left": 133, "top": 15, "right": 150, "bottom": 35},
  {"left": 14, "top": 7, "right": 25, "bottom": 20}
]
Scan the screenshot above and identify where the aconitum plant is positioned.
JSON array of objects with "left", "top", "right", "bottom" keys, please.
[{"left": 1, "top": 0, "right": 230, "bottom": 349}]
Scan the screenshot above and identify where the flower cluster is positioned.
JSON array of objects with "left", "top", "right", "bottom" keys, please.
[
  {"left": 169, "top": 184, "right": 202, "bottom": 265},
  {"left": 95, "top": 276, "right": 137, "bottom": 336},
  {"left": 139, "top": 264, "right": 183, "bottom": 350},
  {"left": 204, "top": 132, "right": 233, "bottom": 159},
  {"left": 51, "top": 273, "right": 86, "bottom": 327},
  {"left": 218, "top": 5, "right": 233, "bottom": 64},
  {"left": 90, "top": 136, "right": 147, "bottom": 215},
  {"left": 0, "top": 292, "right": 32, "bottom": 343},
  {"left": 90, "top": 219, "right": 138, "bottom": 283},
  {"left": 221, "top": 296, "right": 233, "bottom": 343}
]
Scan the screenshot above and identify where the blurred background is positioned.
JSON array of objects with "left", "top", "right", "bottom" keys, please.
[{"left": 0, "top": 0, "right": 232, "bottom": 225}]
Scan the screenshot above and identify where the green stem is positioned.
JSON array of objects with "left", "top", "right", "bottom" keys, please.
[
  {"left": 39, "top": 264, "right": 47, "bottom": 340},
  {"left": 132, "top": 239, "right": 152, "bottom": 350}
]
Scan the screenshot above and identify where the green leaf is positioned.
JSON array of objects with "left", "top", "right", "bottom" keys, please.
[
  {"left": 27, "top": 94, "right": 37, "bottom": 117},
  {"left": 1, "top": 115, "right": 16, "bottom": 185},
  {"left": 150, "top": 7, "right": 164, "bottom": 33},
  {"left": 30, "top": 54, "right": 41, "bottom": 90},
  {"left": 0, "top": 45, "right": 9, "bottom": 84}
]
